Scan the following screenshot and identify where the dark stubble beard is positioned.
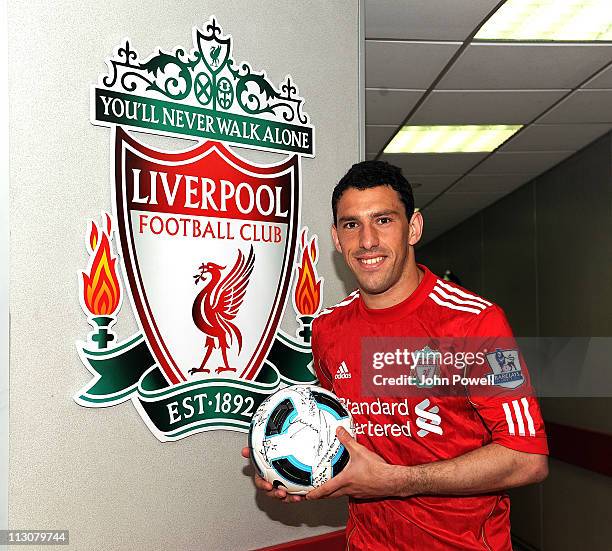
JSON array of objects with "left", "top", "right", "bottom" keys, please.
[{"left": 355, "top": 261, "right": 403, "bottom": 296}]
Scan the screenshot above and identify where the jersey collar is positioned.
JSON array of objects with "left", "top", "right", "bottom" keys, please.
[{"left": 357, "top": 264, "right": 436, "bottom": 323}]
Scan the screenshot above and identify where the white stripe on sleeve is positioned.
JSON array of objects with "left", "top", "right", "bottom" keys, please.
[
  {"left": 432, "top": 285, "right": 487, "bottom": 310},
  {"left": 435, "top": 279, "right": 492, "bottom": 307},
  {"left": 521, "top": 397, "right": 536, "bottom": 437},
  {"left": 512, "top": 399, "right": 526, "bottom": 436},
  {"left": 428, "top": 292, "right": 482, "bottom": 314},
  {"left": 502, "top": 402, "right": 515, "bottom": 435}
]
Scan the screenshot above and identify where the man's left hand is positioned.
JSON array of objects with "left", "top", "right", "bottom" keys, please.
[{"left": 306, "top": 426, "right": 399, "bottom": 500}]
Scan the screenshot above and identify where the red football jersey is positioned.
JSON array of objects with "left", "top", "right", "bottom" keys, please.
[{"left": 311, "top": 265, "right": 548, "bottom": 551}]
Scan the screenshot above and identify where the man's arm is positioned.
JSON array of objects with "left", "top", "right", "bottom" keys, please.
[{"left": 306, "top": 427, "right": 548, "bottom": 500}]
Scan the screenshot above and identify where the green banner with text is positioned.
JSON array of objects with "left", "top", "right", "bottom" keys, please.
[{"left": 94, "top": 88, "right": 314, "bottom": 155}]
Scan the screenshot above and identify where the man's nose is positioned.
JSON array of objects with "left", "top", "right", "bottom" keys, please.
[{"left": 359, "top": 222, "right": 379, "bottom": 250}]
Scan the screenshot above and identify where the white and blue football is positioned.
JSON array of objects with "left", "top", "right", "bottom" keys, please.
[{"left": 248, "top": 384, "right": 355, "bottom": 495}]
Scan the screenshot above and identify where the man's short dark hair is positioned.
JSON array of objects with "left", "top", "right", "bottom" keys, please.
[{"left": 332, "top": 160, "right": 414, "bottom": 225}]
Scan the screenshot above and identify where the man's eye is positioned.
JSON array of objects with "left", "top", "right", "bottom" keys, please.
[
  {"left": 343, "top": 221, "right": 358, "bottom": 229},
  {"left": 377, "top": 217, "right": 392, "bottom": 224}
]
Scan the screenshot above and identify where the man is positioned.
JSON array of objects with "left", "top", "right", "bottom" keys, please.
[{"left": 242, "top": 161, "right": 548, "bottom": 550}]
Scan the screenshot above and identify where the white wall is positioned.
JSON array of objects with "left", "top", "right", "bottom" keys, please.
[
  {"left": 8, "top": 1, "right": 360, "bottom": 549},
  {"left": 1, "top": 0, "right": 9, "bottom": 549}
]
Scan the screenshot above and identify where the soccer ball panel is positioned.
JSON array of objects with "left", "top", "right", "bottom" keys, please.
[
  {"left": 265, "top": 397, "right": 297, "bottom": 437},
  {"left": 271, "top": 456, "right": 312, "bottom": 487},
  {"left": 311, "top": 390, "right": 350, "bottom": 420}
]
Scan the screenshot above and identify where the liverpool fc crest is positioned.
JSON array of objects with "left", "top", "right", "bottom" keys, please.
[{"left": 75, "top": 18, "right": 321, "bottom": 441}]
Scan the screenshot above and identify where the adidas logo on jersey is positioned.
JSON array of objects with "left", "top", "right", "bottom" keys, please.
[{"left": 335, "top": 362, "right": 352, "bottom": 379}]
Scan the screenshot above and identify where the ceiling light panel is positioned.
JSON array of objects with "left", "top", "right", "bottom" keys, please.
[
  {"left": 476, "top": 0, "right": 612, "bottom": 41},
  {"left": 384, "top": 125, "right": 522, "bottom": 153}
]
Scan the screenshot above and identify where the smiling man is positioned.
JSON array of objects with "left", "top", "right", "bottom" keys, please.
[{"left": 243, "top": 161, "right": 548, "bottom": 550}]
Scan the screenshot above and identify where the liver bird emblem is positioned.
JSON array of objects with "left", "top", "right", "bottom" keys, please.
[
  {"left": 210, "top": 44, "right": 222, "bottom": 67},
  {"left": 189, "top": 246, "right": 255, "bottom": 375}
]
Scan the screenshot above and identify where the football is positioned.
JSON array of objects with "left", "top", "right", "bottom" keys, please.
[{"left": 248, "top": 384, "right": 355, "bottom": 495}]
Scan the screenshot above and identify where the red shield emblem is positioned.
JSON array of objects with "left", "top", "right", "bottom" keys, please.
[{"left": 112, "top": 128, "right": 300, "bottom": 385}]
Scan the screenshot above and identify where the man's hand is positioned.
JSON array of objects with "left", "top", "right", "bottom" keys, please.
[
  {"left": 307, "top": 431, "right": 548, "bottom": 500},
  {"left": 241, "top": 447, "right": 305, "bottom": 503},
  {"left": 306, "top": 426, "right": 396, "bottom": 500}
]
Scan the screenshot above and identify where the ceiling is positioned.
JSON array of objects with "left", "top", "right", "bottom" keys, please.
[{"left": 364, "top": 0, "right": 612, "bottom": 244}]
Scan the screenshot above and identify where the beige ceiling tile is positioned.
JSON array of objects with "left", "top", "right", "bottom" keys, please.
[
  {"left": 366, "top": 41, "right": 461, "bottom": 89},
  {"left": 501, "top": 123, "right": 612, "bottom": 151},
  {"left": 538, "top": 90, "right": 612, "bottom": 124},
  {"left": 381, "top": 152, "right": 486, "bottom": 175},
  {"left": 409, "top": 90, "right": 567, "bottom": 125},
  {"left": 472, "top": 151, "right": 572, "bottom": 174},
  {"left": 366, "top": 89, "right": 424, "bottom": 125},
  {"left": 365, "top": 0, "right": 500, "bottom": 40},
  {"left": 438, "top": 44, "right": 612, "bottom": 90},
  {"left": 583, "top": 64, "right": 612, "bottom": 89}
]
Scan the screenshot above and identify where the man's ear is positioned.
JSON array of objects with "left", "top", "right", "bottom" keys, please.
[
  {"left": 408, "top": 211, "right": 423, "bottom": 246},
  {"left": 331, "top": 224, "right": 343, "bottom": 254}
]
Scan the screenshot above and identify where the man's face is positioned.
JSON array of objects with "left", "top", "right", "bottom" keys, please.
[{"left": 332, "top": 185, "right": 420, "bottom": 297}]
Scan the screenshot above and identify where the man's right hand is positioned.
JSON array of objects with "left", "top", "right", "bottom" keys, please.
[{"left": 241, "top": 446, "right": 305, "bottom": 503}]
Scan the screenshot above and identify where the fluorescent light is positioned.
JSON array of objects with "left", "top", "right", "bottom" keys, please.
[
  {"left": 384, "top": 125, "right": 522, "bottom": 153},
  {"left": 476, "top": 0, "right": 612, "bottom": 41}
]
